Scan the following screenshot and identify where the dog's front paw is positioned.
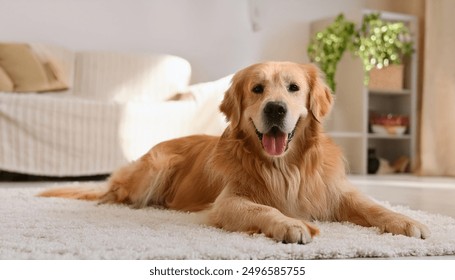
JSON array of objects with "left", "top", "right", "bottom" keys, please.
[
  {"left": 266, "top": 219, "right": 319, "bottom": 244},
  {"left": 381, "top": 215, "right": 431, "bottom": 239}
]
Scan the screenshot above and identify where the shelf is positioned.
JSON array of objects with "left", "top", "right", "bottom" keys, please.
[
  {"left": 327, "top": 131, "right": 364, "bottom": 138},
  {"left": 312, "top": 11, "right": 417, "bottom": 175},
  {"left": 368, "top": 88, "right": 411, "bottom": 95},
  {"left": 368, "top": 133, "right": 411, "bottom": 139}
]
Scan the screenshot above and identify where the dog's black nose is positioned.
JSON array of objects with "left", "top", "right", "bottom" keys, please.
[{"left": 263, "top": 101, "right": 287, "bottom": 123}]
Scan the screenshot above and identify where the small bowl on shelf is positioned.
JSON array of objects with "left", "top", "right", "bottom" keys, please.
[
  {"left": 371, "top": 124, "right": 407, "bottom": 135},
  {"left": 370, "top": 114, "right": 409, "bottom": 136}
]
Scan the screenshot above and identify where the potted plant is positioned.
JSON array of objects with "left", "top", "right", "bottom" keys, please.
[
  {"left": 352, "top": 13, "right": 413, "bottom": 89},
  {"left": 307, "top": 13, "right": 413, "bottom": 92},
  {"left": 307, "top": 14, "right": 355, "bottom": 92}
]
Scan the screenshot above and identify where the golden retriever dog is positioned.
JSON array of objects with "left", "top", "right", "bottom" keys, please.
[{"left": 39, "top": 62, "right": 430, "bottom": 244}]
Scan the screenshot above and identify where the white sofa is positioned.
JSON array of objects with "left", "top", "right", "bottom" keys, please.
[{"left": 0, "top": 43, "right": 230, "bottom": 177}]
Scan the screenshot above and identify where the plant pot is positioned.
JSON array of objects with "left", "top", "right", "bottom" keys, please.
[{"left": 368, "top": 64, "right": 404, "bottom": 90}]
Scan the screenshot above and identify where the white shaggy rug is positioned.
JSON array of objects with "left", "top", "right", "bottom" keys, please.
[{"left": 1, "top": 185, "right": 455, "bottom": 260}]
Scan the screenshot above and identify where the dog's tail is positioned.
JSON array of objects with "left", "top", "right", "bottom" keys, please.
[{"left": 37, "top": 182, "right": 108, "bottom": 201}]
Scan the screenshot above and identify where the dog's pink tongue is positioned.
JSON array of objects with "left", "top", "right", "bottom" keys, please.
[{"left": 262, "top": 132, "right": 288, "bottom": 156}]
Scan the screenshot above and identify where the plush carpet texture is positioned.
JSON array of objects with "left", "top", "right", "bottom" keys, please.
[{"left": 1, "top": 185, "right": 455, "bottom": 259}]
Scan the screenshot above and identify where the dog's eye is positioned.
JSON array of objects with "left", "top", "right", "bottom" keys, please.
[
  {"left": 252, "top": 84, "right": 264, "bottom": 94},
  {"left": 288, "top": 83, "right": 300, "bottom": 92}
]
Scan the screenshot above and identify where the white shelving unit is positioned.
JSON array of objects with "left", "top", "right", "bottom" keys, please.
[{"left": 311, "top": 10, "right": 418, "bottom": 174}]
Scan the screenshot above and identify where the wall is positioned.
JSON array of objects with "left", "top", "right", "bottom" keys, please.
[{"left": 0, "top": 0, "right": 367, "bottom": 83}]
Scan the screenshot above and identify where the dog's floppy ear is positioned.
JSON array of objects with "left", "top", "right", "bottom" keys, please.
[
  {"left": 304, "top": 64, "right": 333, "bottom": 122},
  {"left": 219, "top": 71, "right": 244, "bottom": 129}
]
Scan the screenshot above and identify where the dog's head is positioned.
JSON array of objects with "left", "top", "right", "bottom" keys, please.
[{"left": 220, "top": 62, "right": 332, "bottom": 158}]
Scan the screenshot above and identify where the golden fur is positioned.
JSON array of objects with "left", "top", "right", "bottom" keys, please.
[{"left": 39, "top": 62, "right": 430, "bottom": 244}]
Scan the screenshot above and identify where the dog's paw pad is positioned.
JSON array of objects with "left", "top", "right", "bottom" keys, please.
[
  {"left": 271, "top": 220, "right": 319, "bottom": 244},
  {"left": 408, "top": 224, "right": 431, "bottom": 239},
  {"left": 382, "top": 217, "right": 431, "bottom": 240}
]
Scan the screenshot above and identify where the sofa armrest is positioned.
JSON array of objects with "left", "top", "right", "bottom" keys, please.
[
  {"left": 179, "top": 74, "right": 232, "bottom": 136},
  {"left": 73, "top": 51, "right": 191, "bottom": 103}
]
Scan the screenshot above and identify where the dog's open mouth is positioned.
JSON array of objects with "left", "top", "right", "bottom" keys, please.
[{"left": 254, "top": 121, "right": 298, "bottom": 157}]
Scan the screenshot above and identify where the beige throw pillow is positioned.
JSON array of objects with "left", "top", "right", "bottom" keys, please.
[
  {"left": 0, "top": 43, "right": 68, "bottom": 92},
  {"left": 0, "top": 66, "right": 13, "bottom": 91}
]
